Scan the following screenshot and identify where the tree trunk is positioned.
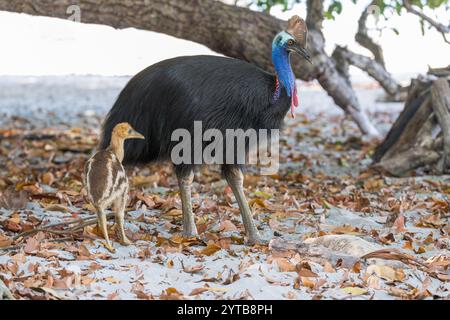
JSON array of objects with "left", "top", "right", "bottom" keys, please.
[
  {"left": 373, "top": 76, "right": 450, "bottom": 176},
  {"left": 0, "top": 0, "right": 379, "bottom": 137}
]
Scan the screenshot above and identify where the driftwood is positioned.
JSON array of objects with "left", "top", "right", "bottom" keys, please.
[
  {"left": 429, "top": 65, "right": 450, "bottom": 77},
  {"left": 373, "top": 75, "right": 450, "bottom": 176}
]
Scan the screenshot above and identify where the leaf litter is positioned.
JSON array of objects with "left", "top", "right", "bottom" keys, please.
[{"left": 0, "top": 91, "right": 449, "bottom": 300}]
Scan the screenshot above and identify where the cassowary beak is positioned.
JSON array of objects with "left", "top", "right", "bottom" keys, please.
[
  {"left": 289, "top": 44, "right": 312, "bottom": 64},
  {"left": 128, "top": 129, "right": 145, "bottom": 140}
]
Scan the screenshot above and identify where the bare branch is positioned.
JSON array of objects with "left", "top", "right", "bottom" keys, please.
[
  {"left": 403, "top": 0, "right": 450, "bottom": 44},
  {"left": 332, "top": 46, "right": 400, "bottom": 96},
  {"left": 356, "top": 2, "right": 386, "bottom": 68},
  {"left": 305, "top": 0, "right": 380, "bottom": 137}
]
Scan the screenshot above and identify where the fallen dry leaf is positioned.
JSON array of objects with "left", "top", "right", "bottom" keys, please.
[
  {"left": 341, "top": 287, "right": 368, "bottom": 295},
  {"left": 200, "top": 243, "right": 222, "bottom": 256},
  {"left": 366, "top": 264, "right": 405, "bottom": 282}
]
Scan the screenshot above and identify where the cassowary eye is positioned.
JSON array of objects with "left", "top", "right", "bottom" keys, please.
[{"left": 287, "top": 39, "right": 294, "bottom": 46}]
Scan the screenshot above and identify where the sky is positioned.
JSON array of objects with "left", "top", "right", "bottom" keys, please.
[{"left": 0, "top": 1, "right": 448, "bottom": 77}]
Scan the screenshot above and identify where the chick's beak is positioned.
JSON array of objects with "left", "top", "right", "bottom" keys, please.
[
  {"left": 289, "top": 44, "right": 312, "bottom": 64},
  {"left": 128, "top": 129, "right": 145, "bottom": 140}
]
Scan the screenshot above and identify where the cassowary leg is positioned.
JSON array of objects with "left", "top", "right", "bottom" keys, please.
[
  {"left": 175, "top": 167, "right": 198, "bottom": 238},
  {"left": 96, "top": 208, "right": 115, "bottom": 253},
  {"left": 223, "top": 166, "right": 261, "bottom": 245},
  {"left": 113, "top": 196, "right": 132, "bottom": 246}
]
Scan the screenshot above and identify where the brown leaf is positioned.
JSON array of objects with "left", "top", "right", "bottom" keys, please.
[
  {"left": 200, "top": 243, "right": 222, "bottom": 256},
  {"left": 436, "top": 274, "right": 450, "bottom": 282},
  {"left": 44, "top": 204, "right": 73, "bottom": 213},
  {"left": 160, "top": 287, "right": 184, "bottom": 300},
  {"left": 300, "top": 276, "right": 315, "bottom": 289},
  {"left": 134, "top": 290, "right": 154, "bottom": 300},
  {"left": 53, "top": 276, "right": 73, "bottom": 289},
  {"left": 0, "top": 238, "right": 13, "bottom": 248},
  {"left": 81, "top": 276, "right": 96, "bottom": 286},
  {"left": 323, "top": 261, "right": 336, "bottom": 273},
  {"left": 275, "top": 258, "right": 296, "bottom": 272},
  {"left": 2, "top": 218, "right": 22, "bottom": 232},
  {"left": 41, "top": 172, "right": 55, "bottom": 186},
  {"left": 104, "top": 276, "right": 120, "bottom": 284},
  {"left": 0, "top": 187, "right": 29, "bottom": 210},
  {"left": 24, "top": 237, "right": 40, "bottom": 254},
  {"left": 331, "top": 225, "right": 363, "bottom": 235},
  {"left": 393, "top": 215, "right": 406, "bottom": 233},
  {"left": 136, "top": 193, "right": 156, "bottom": 208},
  {"left": 189, "top": 287, "right": 209, "bottom": 296},
  {"left": 366, "top": 264, "right": 405, "bottom": 282},
  {"left": 164, "top": 209, "right": 182, "bottom": 217},
  {"left": 352, "top": 261, "right": 361, "bottom": 273},
  {"left": 296, "top": 265, "right": 319, "bottom": 278},
  {"left": 219, "top": 220, "right": 238, "bottom": 232},
  {"left": 77, "top": 244, "right": 92, "bottom": 259},
  {"left": 183, "top": 264, "right": 204, "bottom": 274},
  {"left": 107, "top": 291, "right": 120, "bottom": 300},
  {"left": 402, "top": 240, "right": 414, "bottom": 250}
]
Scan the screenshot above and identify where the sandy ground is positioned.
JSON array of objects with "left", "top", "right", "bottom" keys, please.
[{"left": 0, "top": 76, "right": 449, "bottom": 300}]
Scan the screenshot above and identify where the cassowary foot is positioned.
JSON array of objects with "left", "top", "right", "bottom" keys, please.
[
  {"left": 246, "top": 234, "right": 269, "bottom": 246},
  {"left": 102, "top": 241, "right": 116, "bottom": 253},
  {"left": 182, "top": 228, "right": 199, "bottom": 239}
]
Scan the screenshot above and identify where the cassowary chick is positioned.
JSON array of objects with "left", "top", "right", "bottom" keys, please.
[{"left": 85, "top": 122, "right": 145, "bottom": 252}]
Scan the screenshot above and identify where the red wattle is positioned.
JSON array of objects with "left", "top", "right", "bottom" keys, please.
[
  {"left": 293, "top": 87, "right": 299, "bottom": 107},
  {"left": 290, "top": 88, "right": 299, "bottom": 118}
]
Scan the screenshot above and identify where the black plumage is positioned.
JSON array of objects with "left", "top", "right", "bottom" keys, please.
[{"left": 100, "top": 55, "right": 290, "bottom": 170}]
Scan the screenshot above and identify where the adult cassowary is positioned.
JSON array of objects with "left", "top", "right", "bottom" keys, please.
[{"left": 100, "top": 16, "right": 311, "bottom": 244}]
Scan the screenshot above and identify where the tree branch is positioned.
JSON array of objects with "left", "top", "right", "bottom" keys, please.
[
  {"left": 306, "top": 0, "right": 324, "bottom": 31},
  {"left": 0, "top": 0, "right": 380, "bottom": 137},
  {"left": 403, "top": 0, "right": 450, "bottom": 44},
  {"left": 305, "top": 0, "right": 380, "bottom": 137},
  {"left": 332, "top": 46, "right": 400, "bottom": 96},
  {"left": 356, "top": 1, "right": 386, "bottom": 68},
  {"left": 10, "top": 212, "right": 115, "bottom": 242}
]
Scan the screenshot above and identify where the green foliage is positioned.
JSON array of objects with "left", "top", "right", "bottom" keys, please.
[
  {"left": 249, "top": 0, "right": 449, "bottom": 17},
  {"left": 253, "top": 0, "right": 301, "bottom": 12},
  {"left": 248, "top": 0, "right": 449, "bottom": 37}
]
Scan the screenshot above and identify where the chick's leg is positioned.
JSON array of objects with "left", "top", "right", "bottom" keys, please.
[
  {"left": 223, "top": 165, "right": 261, "bottom": 245},
  {"left": 113, "top": 195, "right": 132, "bottom": 246},
  {"left": 175, "top": 167, "right": 198, "bottom": 238},
  {"left": 96, "top": 208, "right": 115, "bottom": 253}
]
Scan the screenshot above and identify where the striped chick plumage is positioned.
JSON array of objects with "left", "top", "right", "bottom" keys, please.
[
  {"left": 85, "top": 150, "right": 128, "bottom": 211},
  {"left": 84, "top": 122, "right": 145, "bottom": 252}
]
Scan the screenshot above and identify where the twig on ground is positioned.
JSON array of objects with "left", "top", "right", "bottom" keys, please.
[
  {"left": 12, "top": 212, "right": 114, "bottom": 241},
  {"left": 361, "top": 248, "right": 448, "bottom": 281}
]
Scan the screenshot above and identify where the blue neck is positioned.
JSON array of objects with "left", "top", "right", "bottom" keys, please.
[{"left": 272, "top": 45, "right": 296, "bottom": 99}]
